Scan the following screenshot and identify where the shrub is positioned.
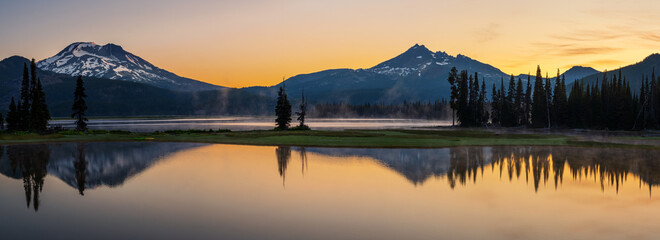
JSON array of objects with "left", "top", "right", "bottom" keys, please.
[{"left": 289, "top": 125, "right": 311, "bottom": 131}]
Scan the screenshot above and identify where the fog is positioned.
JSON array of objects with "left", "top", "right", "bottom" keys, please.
[{"left": 50, "top": 117, "right": 451, "bottom": 132}]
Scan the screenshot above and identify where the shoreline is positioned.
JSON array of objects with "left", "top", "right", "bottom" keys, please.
[{"left": 0, "top": 129, "right": 658, "bottom": 149}]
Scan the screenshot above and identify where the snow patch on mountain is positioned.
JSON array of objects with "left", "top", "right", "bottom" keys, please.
[{"left": 37, "top": 42, "right": 222, "bottom": 91}]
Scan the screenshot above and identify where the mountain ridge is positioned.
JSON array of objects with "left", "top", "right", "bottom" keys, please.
[{"left": 37, "top": 42, "right": 222, "bottom": 91}]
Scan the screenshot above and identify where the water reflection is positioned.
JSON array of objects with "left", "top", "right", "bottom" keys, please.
[
  {"left": 74, "top": 143, "right": 87, "bottom": 195},
  {"left": 276, "top": 146, "right": 310, "bottom": 184},
  {"left": 276, "top": 146, "right": 291, "bottom": 185},
  {"left": 2, "top": 143, "right": 660, "bottom": 213},
  {"left": 0, "top": 142, "right": 206, "bottom": 211},
  {"left": 7, "top": 144, "right": 50, "bottom": 211},
  {"left": 303, "top": 146, "right": 660, "bottom": 194}
]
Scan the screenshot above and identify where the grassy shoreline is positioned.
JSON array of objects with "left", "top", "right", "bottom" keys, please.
[{"left": 0, "top": 129, "right": 657, "bottom": 149}]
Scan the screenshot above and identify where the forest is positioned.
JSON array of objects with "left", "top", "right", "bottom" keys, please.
[{"left": 448, "top": 66, "right": 660, "bottom": 130}]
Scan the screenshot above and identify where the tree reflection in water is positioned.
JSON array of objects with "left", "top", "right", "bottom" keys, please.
[
  {"left": 7, "top": 144, "right": 51, "bottom": 212},
  {"left": 297, "top": 146, "right": 660, "bottom": 195},
  {"left": 299, "top": 147, "right": 308, "bottom": 175},
  {"left": 73, "top": 143, "right": 88, "bottom": 196},
  {"left": 276, "top": 146, "right": 291, "bottom": 186},
  {"left": 2, "top": 143, "right": 660, "bottom": 213},
  {"left": 447, "top": 146, "right": 660, "bottom": 194}
]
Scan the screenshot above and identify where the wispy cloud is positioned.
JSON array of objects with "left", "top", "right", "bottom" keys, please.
[
  {"left": 551, "top": 30, "right": 627, "bottom": 42},
  {"left": 532, "top": 42, "right": 621, "bottom": 57},
  {"left": 560, "top": 47, "right": 621, "bottom": 56},
  {"left": 473, "top": 23, "right": 500, "bottom": 43}
]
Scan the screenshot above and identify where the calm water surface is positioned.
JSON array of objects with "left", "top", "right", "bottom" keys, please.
[
  {"left": 1, "top": 143, "right": 660, "bottom": 239},
  {"left": 50, "top": 117, "right": 450, "bottom": 132}
]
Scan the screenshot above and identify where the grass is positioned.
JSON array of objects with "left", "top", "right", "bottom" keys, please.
[{"left": 0, "top": 128, "right": 654, "bottom": 149}]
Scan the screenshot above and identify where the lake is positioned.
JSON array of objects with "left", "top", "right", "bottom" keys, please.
[
  {"left": 1, "top": 142, "right": 660, "bottom": 239},
  {"left": 50, "top": 117, "right": 451, "bottom": 132}
]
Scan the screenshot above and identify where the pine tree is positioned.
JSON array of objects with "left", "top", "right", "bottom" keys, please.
[
  {"left": 295, "top": 89, "right": 308, "bottom": 129},
  {"left": 567, "top": 81, "right": 583, "bottom": 128},
  {"left": 545, "top": 72, "right": 552, "bottom": 128},
  {"left": 29, "top": 78, "right": 50, "bottom": 133},
  {"left": 471, "top": 74, "right": 480, "bottom": 126},
  {"left": 601, "top": 71, "right": 610, "bottom": 129},
  {"left": 552, "top": 70, "right": 568, "bottom": 127},
  {"left": 491, "top": 84, "right": 500, "bottom": 126},
  {"left": 467, "top": 74, "right": 478, "bottom": 126},
  {"left": 447, "top": 67, "right": 459, "bottom": 126},
  {"left": 524, "top": 74, "right": 532, "bottom": 126},
  {"left": 19, "top": 63, "right": 30, "bottom": 131},
  {"left": 72, "top": 76, "right": 88, "bottom": 131},
  {"left": 479, "top": 80, "right": 488, "bottom": 126},
  {"left": 6, "top": 97, "right": 19, "bottom": 132},
  {"left": 456, "top": 70, "right": 470, "bottom": 126},
  {"left": 0, "top": 112, "right": 4, "bottom": 130},
  {"left": 28, "top": 59, "right": 39, "bottom": 130},
  {"left": 531, "top": 66, "right": 547, "bottom": 128},
  {"left": 515, "top": 78, "right": 524, "bottom": 126},
  {"left": 502, "top": 75, "right": 516, "bottom": 127},
  {"left": 275, "top": 84, "right": 292, "bottom": 130}
]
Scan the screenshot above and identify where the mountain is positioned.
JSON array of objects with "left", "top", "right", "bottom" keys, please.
[
  {"left": 561, "top": 66, "right": 599, "bottom": 83},
  {"left": 244, "top": 44, "right": 513, "bottom": 104},
  {"left": 0, "top": 56, "right": 274, "bottom": 117},
  {"left": 513, "top": 66, "right": 600, "bottom": 87},
  {"left": 578, "top": 53, "right": 660, "bottom": 91},
  {"left": 37, "top": 42, "right": 222, "bottom": 91}
]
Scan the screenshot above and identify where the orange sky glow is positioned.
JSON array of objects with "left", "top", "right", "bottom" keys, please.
[{"left": 1, "top": 0, "right": 660, "bottom": 87}]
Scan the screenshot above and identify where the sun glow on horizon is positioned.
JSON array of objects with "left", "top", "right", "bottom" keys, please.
[{"left": 2, "top": 0, "right": 660, "bottom": 87}]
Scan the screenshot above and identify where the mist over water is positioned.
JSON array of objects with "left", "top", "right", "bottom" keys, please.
[
  {"left": 1, "top": 142, "right": 660, "bottom": 239},
  {"left": 50, "top": 117, "right": 451, "bottom": 132}
]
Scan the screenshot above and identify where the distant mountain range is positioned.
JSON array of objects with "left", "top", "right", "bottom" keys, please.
[
  {"left": 1, "top": 42, "right": 658, "bottom": 116},
  {"left": 0, "top": 56, "right": 273, "bottom": 117},
  {"left": 579, "top": 54, "right": 660, "bottom": 90},
  {"left": 244, "top": 44, "right": 602, "bottom": 104}
]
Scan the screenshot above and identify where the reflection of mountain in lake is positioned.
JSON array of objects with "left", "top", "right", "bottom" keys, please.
[
  {"left": 0, "top": 142, "right": 206, "bottom": 191},
  {"left": 303, "top": 146, "right": 660, "bottom": 193},
  {"left": 304, "top": 147, "right": 476, "bottom": 185}
]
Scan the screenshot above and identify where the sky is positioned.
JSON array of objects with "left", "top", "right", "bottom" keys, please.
[{"left": 1, "top": 0, "right": 660, "bottom": 88}]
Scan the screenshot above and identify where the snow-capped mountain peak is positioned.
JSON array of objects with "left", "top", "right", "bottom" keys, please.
[
  {"left": 369, "top": 44, "right": 493, "bottom": 78},
  {"left": 37, "top": 42, "right": 221, "bottom": 91}
]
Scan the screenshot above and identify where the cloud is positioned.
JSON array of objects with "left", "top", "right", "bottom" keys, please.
[
  {"left": 473, "top": 23, "right": 500, "bottom": 43},
  {"left": 551, "top": 31, "right": 627, "bottom": 42},
  {"left": 532, "top": 42, "right": 621, "bottom": 57},
  {"left": 560, "top": 47, "right": 621, "bottom": 56}
]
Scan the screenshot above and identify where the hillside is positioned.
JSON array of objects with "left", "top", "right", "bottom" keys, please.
[{"left": 0, "top": 56, "right": 273, "bottom": 117}]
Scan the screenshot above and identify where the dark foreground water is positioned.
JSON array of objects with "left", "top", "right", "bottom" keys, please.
[{"left": 1, "top": 143, "right": 660, "bottom": 239}]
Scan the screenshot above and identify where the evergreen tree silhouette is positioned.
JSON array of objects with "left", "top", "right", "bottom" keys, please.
[
  {"left": 29, "top": 78, "right": 50, "bottom": 133},
  {"left": 6, "top": 97, "right": 19, "bottom": 132},
  {"left": 72, "top": 76, "right": 88, "bottom": 131},
  {"left": 19, "top": 62, "right": 31, "bottom": 131},
  {"left": 447, "top": 67, "right": 459, "bottom": 126},
  {"left": 295, "top": 89, "right": 308, "bottom": 129},
  {"left": 531, "top": 66, "right": 547, "bottom": 128},
  {"left": 274, "top": 83, "right": 292, "bottom": 130}
]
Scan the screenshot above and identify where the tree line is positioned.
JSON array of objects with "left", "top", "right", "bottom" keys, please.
[
  {"left": 312, "top": 100, "right": 449, "bottom": 119},
  {"left": 4, "top": 59, "right": 88, "bottom": 133},
  {"left": 448, "top": 65, "right": 660, "bottom": 130},
  {"left": 6, "top": 59, "right": 50, "bottom": 132}
]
